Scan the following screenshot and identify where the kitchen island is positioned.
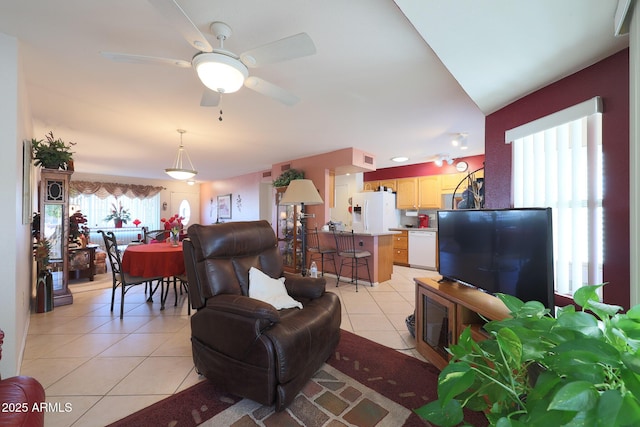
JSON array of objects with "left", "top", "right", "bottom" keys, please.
[{"left": 317, "top": 230, "right": 398, "bottom": 284}]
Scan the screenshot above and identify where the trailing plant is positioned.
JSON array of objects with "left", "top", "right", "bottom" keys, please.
[
  {"left": 416, "top": 284, "right": 640, "bottom": 427},
  {"left": 273, "top": 169, "right": 304, "bottom": 187},
  {"left": 31, "top": 131, "right": 75, "bottom": 169}
]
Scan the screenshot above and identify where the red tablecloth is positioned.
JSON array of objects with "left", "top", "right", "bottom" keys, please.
[{"left": 122, "top": 242, "right": 185, "bottom": 278}]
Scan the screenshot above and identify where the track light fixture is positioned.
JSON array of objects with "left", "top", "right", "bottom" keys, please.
[{"left": 434, "top": 154, "right": 454, "bottom": 167}]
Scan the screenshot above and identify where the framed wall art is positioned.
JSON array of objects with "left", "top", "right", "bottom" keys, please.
[{"left": 217, "top": 193, "right": 232, "bottom": 219}]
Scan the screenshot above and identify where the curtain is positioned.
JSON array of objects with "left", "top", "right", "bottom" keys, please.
[{"left": 70, "top": 181, "right": 164, "bottom": 200}]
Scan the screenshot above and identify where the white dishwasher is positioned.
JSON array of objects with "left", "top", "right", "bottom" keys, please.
[{"left": 408, "top": 230, "right": 437, "bottom": 270}]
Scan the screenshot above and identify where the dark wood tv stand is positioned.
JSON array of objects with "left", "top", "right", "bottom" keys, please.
[{"left": 414, "top": 277, "right": 511, "bottom": 370}]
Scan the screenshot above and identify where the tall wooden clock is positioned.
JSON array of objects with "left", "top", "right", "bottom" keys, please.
[{"left": 39, "top": 168, "right": 74, "bottom": 306}]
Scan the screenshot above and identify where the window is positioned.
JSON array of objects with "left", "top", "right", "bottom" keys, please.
[
  {"left": 507, "top": 97, "right": 603, "bottom": 297},
  {"left": 70, "top": 193, "right": 161, "bottom": 245}
]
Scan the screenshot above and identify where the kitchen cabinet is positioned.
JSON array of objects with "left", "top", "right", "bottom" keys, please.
[
  {"left": 392, "top": 230, "right": 408, "bottom": 266},
  {"left": 396, "top": 176, "right": 441, "bottom": 209},
  {"left": 418, "top": 176, "right": 441, "bottom": 209},
  {"left": 396, "top": 177, "right": 419, "bottom": 209},
  {"left": 363, "top": 179, "right": 397, "bottom": 192},
  {"left": 440, "top": 172, "right": 466, "bottom": 193}
]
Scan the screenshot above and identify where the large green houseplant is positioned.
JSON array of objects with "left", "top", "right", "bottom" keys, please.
[
  {"left": 31, "top": 131, "right": 75, "bottom": 170},
  {"left": 273, "top": 169, "right": 304, "bottom": 187},
  {"left": 416, "top": 284, "right": 640, "bottom": 427}
]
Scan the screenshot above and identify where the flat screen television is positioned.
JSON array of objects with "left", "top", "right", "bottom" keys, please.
[{"left": 437, "top": 208, "right": 555, "bottom": 310}]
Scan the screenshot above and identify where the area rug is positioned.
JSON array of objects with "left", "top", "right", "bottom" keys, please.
[{"left": 108, "top": 330, "right": 488, "bottom": 427}]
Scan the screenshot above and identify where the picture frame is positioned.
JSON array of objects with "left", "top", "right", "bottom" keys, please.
[
  {"left": 217, "top": 193, "right": 232, "bottom": 219},
  {"left": 22, "top": 139, "right": 33, "bottom": 225}
]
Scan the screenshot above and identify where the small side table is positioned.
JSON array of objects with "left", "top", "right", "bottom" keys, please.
[{"left": 68, "top": 245, "right": 97, "bottom": 281}]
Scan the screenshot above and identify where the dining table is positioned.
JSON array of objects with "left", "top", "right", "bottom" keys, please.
[{"left": 121, "top": 241, "right": 185, "bottom": 309}]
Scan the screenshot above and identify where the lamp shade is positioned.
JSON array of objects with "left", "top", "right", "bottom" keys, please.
[
  {"left": 279, "top": 179, "right": 324, "bottom": 205},
  {"left": 192, "top": 52, "right": 248, "bottom": 94}
]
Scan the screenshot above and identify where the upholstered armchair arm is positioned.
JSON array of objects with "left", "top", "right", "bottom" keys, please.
[
  {"left": 283, "top": 273, "right": 326, "bottom": 300},
  {"left": 206, "top": 294, "right": 280, "bottom": 324}
]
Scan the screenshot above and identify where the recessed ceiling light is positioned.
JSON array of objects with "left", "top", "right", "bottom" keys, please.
[{"left": 391, "top": 156, "right": 409, "bottom": 162}]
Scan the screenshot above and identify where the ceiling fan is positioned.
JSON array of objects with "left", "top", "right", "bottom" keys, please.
[{"left": 100, "top": 0, "right": 316, "bottom": 107}]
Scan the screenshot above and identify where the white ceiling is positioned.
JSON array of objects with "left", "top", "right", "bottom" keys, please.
[{"left": 0, "top": 0, "right": 628, "bottom": 182}]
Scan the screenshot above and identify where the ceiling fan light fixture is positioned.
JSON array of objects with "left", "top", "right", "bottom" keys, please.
[
  {"left": 165, "top": 129, "right": 198, "bottom": 180},
  {"left": 192, "top": 52, "right": 248, "bottom": 94}
]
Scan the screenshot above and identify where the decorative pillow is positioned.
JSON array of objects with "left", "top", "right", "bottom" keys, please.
[{"left": 248, "top": 267, "right": 303, "bottom": 310}]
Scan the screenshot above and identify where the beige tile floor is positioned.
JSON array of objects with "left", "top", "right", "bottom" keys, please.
[{"left": 20, "top": 265, "right": 439, "bottom": 427}]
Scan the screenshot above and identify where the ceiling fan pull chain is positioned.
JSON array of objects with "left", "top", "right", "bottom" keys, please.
[{"left": 219, "top": 94, "right": 223, "bottom": 121}]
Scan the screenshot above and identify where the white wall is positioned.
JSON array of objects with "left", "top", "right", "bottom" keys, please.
[{"left": 0, "top": 32, "right": 33, "bottom": 377}]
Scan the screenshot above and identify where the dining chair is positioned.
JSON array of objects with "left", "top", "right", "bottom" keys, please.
[
  {"left": 142, "top": 227, "right": 169, "bottom": 244},
  {"left": 162, "top": 274, "right": 191, "bottom": 315},
  {"left": 99, "top": 230, "right": 164, "bottom": 319},
  {"left": 333, "top": 230, "right": 372, "bottom": 292},
  {"left": 306, "top": 227, "right": 337, "bottom": 279}
]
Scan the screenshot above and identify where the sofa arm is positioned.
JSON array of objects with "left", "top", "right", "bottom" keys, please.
[{"left": 283, "top": 273, "right": 326, "bottom": 300}]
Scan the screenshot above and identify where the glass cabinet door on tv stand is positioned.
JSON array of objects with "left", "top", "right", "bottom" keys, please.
[{"left": 275, "top": 187, "right": 302, "bottom": 273}]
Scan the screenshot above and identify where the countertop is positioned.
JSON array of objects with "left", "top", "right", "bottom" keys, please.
[
  {"left": 389, "top": 227, "right": 438, "bottom": 232},
  {"left": 319, "top": 229, "right": 400, "bottom": 237}
]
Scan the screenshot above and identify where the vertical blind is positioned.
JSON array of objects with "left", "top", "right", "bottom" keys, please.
[{"left": 507, "top": 97, "right": 603, "bottom": 297}]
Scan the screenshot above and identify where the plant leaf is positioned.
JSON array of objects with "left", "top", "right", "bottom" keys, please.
[
  {"left": 595, "top": 389, "right": 624, "bottom": 427},
  {"left": 414, "top": 399, "right": 463, "bottom": 427},
  {"left": 548, "top": 381, "right": 598, "bottom": 412},
  {"left": 496, "top": 327, "right": 522, "bottom": 365},
  {"left": 496, "top": 293, "right": 524, "bottom": 315},
  {"left": 555, "top": 311, "right": 602, "bottom": 338},
  {"left": 573, "top": 284, "right": 605, "bottom": 308},
  {"left": 437, "top": 363, "right": 476, "bottom": 404}
]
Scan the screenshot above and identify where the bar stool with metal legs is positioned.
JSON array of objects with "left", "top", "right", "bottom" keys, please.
[
  {"left": 333, "top": 229, "right": 372, "bottom": 292},
  {"left": 306, "top": 227, "right": 337, "bottom": 278}
]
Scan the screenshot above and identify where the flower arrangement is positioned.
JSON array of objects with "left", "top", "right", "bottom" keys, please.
[
  {"left": 104, "top": 200, "right": 131, "bottom": 225},
  {"left": 161, "top": 214, "right": 184, "bottom": 235},
  {"left": 33, "top": 238, "right": 51, "bottom": 271},
  {"left": 69, "top": 210, "right": 89, "bottom": 242}
]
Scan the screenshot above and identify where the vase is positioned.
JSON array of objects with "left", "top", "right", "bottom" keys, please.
[
  {"left": 114, "top": 219, "right": 123, "bottom": 228},
  {"left": 170, "top": 232, "right": 179, "bottom": 247},
  {"left": 36, "top": 269, "right": 54, "bottom": 313}
]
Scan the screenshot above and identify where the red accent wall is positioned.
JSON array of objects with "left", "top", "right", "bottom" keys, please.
[
  {"left": 364, "top": 154, "right": 485, "bottom": 180},
  {"left": 485, "top": 49, "right": 630, "bottom": 309}
]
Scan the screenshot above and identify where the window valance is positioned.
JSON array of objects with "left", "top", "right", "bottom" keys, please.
[{"left": 70, "top": 181, "right": 164, "bottom": 199}]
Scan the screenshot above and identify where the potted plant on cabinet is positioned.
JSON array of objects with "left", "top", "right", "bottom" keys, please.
[
  {"left": 31, "top": 131, "right": 76, "bottom": 170},
  {"left": 273, "top": 169, "right": 304, "bottom": 188},
  {"left": 69, "top": 210, "right": 90, "bottom": 247},
  {"left": 416, "top": 284, "right": 640, "bottom": 427}
]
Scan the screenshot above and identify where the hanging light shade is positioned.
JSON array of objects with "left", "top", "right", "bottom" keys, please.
[
  {"left": 165, "top": 129, "right": 198, "bottom": 180},
  {"left": 192, "top": 52, "right": 248, "bottom": 94}
]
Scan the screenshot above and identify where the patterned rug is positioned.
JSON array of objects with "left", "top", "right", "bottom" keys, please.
[{"left": 108, "top": 330, "right": 488, "bottom": 426}]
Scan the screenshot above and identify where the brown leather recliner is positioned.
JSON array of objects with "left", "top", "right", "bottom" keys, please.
[{"left": 183, "top": 220, "right": 341, "bottom": 411}]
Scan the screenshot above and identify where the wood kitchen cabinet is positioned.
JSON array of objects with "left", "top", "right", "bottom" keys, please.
[
  {"left": 440, "top": 172, "right": 466, "bottom": 193},
  {"left": 396, "top": 176, "right": 441, "bottom": 209},
  {"left": 418, "top": 176, "right": 441, "bottom": 209},
  {"left": 363, "top": 179, "right": 397, "bottom": 192},
  {"left": 396, "top": 177, "right": 418, "bottom": 208},
  {"left": 392, "top": 230, "right": 408, "bottom": 266}
]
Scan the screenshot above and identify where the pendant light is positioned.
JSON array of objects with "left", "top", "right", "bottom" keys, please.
[{"left": 165, "top": 129, "right": 197, "bottom": 180}]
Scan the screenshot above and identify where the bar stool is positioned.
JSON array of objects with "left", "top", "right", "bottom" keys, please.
[
  {"left": 333, "top": 230, "right": 372, "bottom": 292},
  {"left": 306, "top": 227, "right": 337, "bottom": 278}
]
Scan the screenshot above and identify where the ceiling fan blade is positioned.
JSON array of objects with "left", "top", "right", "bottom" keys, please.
[
  {"left": 240, "top": 33, "right": 316, "bottom": 68},
  {"left": 200, "top": 89, "right": 220, "bottom": 107},
  {"left": 244, "top": 76, "right": 299, "bottom": 106},
  {"left": 147, "top": 0, "right": 213, "bottom": 52},
  {"left": 100, "top": 51, "right": 191, "bottom": 68}
]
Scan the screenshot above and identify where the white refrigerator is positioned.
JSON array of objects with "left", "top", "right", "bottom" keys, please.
[{"left": 351, "top": 191, "right": 399, "bottom": 233}]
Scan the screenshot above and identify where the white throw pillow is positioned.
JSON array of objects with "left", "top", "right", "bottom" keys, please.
[{"left": 248, "top": 267, "right": 303, "bottom": 310}]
